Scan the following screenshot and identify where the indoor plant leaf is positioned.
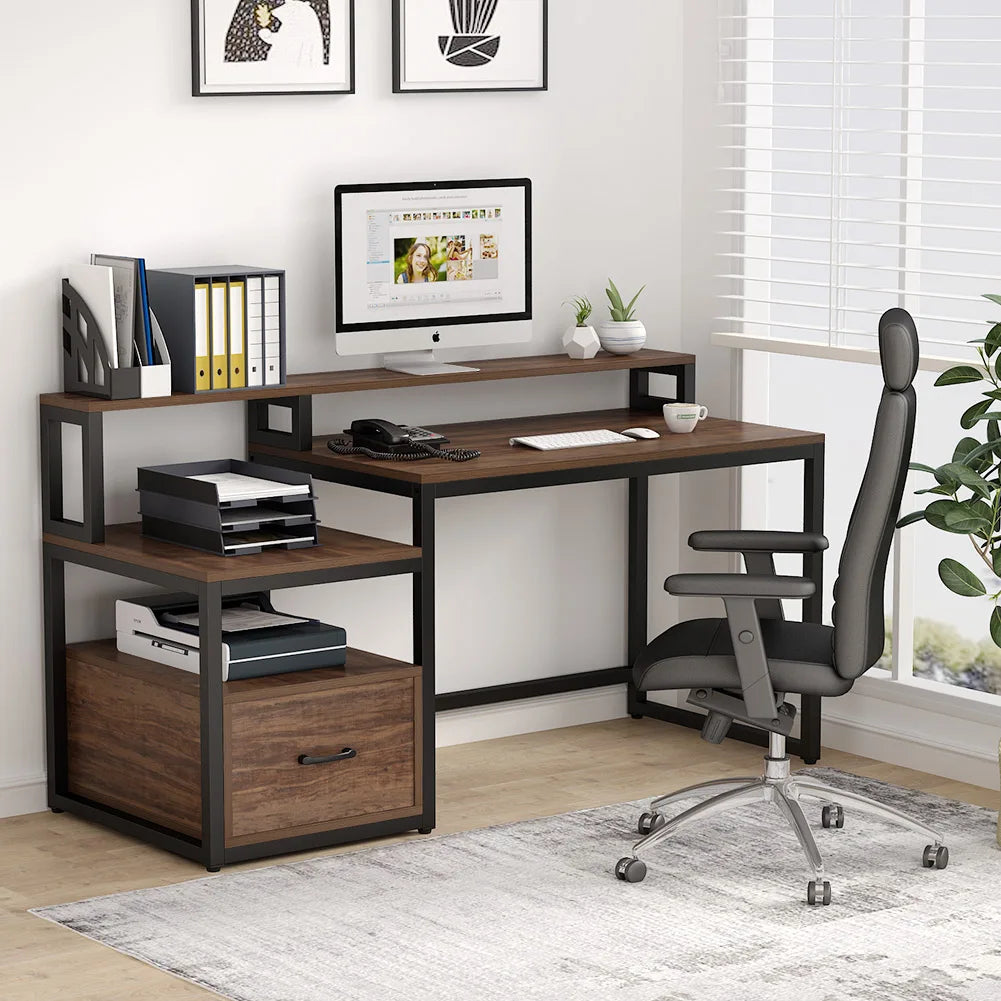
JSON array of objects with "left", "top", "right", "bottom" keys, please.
[
  {"left": 896, "top": 510, "right": 926, "bottom": 529},
  {"left": 923, "top": 500, "right": 955, "bottom": 531},
  {"left": 909, "top": 461, "right": 938, "bottom": 474},
  {"left": 914, "top": 485, "right": 959, "bottom": 496},
  {"left": 942, "top": 506, "right": 991, "bottom": 533},
  {"left": 934, "top": 365, "right": 984, "bottom": 386},
  {"left": 986, "top": 322, "right": 1001, "bottom": 356},
  {"left": 993, "top": 549, "right": 1001, "bottom": 577},
  {"left": 952, "top": 437, "right": 989, "bottom": 471},
  {"left": 990, "top": 607, "right": 1001, "bottom": 649},
  {"left": 961, "top": 399, "right": 992, "bottom": 429},
  {"left": 983, "top": 293, "right": 1001, "bottom": 307},
  {"left": 935, "top": 462, "right": 994, "bottom": 500},
  {"left": 925, "top": 499, "right": 991, "bottom": 533},
  {"left": 937, "top": 558, "right": 986, "bottom": 597}
]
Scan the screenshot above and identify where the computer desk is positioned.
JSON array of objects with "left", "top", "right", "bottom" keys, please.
[
  {"left": 39, "top": 350, "right": 822, "bottom": 862},
  {"left": 247, "top": 351, "right": 826, "bottom": 789}
]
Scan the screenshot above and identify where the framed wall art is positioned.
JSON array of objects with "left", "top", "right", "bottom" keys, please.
[
  {"left": 393, "top": 0, "right": 548, "bottom": 94},
  {"left": 191, "top": 0, "right": 355, "bottom": 96}
]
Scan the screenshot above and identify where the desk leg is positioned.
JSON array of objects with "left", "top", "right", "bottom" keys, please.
[
  {"left": 413, "top": 486, "right": 436, "bottom": 834},
  {"left": 627, "top": 476, "right": 650, "bottom": 719},
  {"left": 43, "top": 550, "right": 67, "bottom": 808},
  {"left": 800, "top": 443, "right": 825, "bottom": 765},
  {"left": 199, "top": 583, "right": 226, "bottom": 871}
]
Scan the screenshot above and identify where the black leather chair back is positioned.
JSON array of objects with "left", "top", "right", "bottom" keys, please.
[{"left": 831, "top": 309, "right": 919, "bottom": 680}]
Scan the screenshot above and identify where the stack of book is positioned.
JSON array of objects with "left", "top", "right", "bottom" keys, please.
[{"left": 138, "top": 459, "right": 319, "bottom": 556}]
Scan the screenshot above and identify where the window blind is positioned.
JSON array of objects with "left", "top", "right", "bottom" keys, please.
[{"left": 718, "top": 0, "right": 1001, "bottom": 355}]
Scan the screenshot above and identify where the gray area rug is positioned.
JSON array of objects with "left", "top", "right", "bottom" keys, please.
[{"left": 33, "top": 769, "right": 1001, "bottom": 1001}]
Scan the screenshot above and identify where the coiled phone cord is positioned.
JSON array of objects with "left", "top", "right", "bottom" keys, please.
[{"left": 326, "top": 438, "right": 481, "bottom": 462}]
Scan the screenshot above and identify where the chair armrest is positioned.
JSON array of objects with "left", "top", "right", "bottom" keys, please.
[
  {"left": 665, "top": 573, "right": 816, "bottom": 599},
  {"left": 688, "top": 530, "right": 829, "bottom": 554}
]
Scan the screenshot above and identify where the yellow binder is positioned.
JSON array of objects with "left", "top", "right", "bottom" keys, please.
[
  {"left": 210, "top": 281, "right": 229, "bottom": 390},
  {"left": 228, "top": 280, "right": 246, "bottom": 389},
  {"left": 194, "top": 282, "right": 211, "bottom": 391}
]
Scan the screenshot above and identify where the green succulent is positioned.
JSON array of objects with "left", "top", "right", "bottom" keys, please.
[
  {"left": 563, "top": 295, "right": 593, "bottom": 326},
  {"left": 898, "top": 293, "right": 1001, "bottom": 647},
  {"left": 605, "top": 279, "right": 645, "bottom": 322}
]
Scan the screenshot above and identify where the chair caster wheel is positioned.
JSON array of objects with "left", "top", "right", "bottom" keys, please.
[
  {"left": 923, "top": 844, "right": 949, "bottom": 869},
  {"left": 637, "top": 811, "right": 665, "bottom": 835},
  {"left": 418, "top": 827, "right": 433, "bottom": 835},
  {"left": 206, "top": 866, "right": 222, "bottom": 873},
  {"left": 615, "top": 857, "right": 647, "bottom": 883},
  {"left": 807, "top": 880, "right": 831, "bottom": 906},
  {"left": 630, "top": 713, "right": 644, "bottom": 720},
  {"left": 821, "top": 804, "right": 844, "bottom": 829}
]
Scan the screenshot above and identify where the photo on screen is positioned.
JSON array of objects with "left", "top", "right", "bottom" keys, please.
[
  {"left": 394, "top": 238, "right": 440, "bottom": 284},
  {"left": 480, "top": 233, "right": 498, "bottom": 260}
]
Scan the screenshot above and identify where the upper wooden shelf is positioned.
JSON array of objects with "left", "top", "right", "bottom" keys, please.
[
  {"left": 43, "top": 524, "right": 421, "bottom": 583},
  {"left": 39, "top": 349, "right": 695, "bottom": 413}
]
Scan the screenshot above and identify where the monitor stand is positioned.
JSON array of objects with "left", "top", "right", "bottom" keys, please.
[{"left": 384, "top": 351, "right": 480, "bottom": 376}]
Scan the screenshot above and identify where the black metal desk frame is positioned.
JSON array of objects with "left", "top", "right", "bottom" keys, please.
[{"left": 245, "top": 360, "right": 825, "bottom": 764}]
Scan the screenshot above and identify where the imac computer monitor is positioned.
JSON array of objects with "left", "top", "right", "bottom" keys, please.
[{"left": 334, "top": 178, "right": 532, "bottom": 375}]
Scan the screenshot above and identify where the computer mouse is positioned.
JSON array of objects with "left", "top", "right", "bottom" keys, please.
[{"left": 621, "top": 427, "right": 660, "bottom": 440}]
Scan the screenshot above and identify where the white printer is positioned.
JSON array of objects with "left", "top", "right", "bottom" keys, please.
[{"left": 116, "top": 592, "right": 347, "bottom": 681}]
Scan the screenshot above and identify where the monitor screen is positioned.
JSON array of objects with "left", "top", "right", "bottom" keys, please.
[{"left": 335, "top": 178, "right": 531, "bottom": 333}]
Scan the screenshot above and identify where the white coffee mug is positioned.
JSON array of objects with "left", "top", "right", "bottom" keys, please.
[{"left": 663, "top": 402, "right": 709, "bottom": 433}]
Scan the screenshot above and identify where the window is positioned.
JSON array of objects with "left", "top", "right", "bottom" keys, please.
[
  {"left": 718, "top": 0, "right": 1001, "bottom": 359},
  {"left": 720, "top": 0, "right": 1001, "bottom": 700}
]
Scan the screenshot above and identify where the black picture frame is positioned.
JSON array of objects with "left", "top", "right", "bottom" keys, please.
[
  {"left": 392, "top": 0, "right": 548, "bottom": 94},
  {"left": 334, "top": 178, "right": 533, "bottom": 334},
  {"left": 191, "top": 0, "right": 356, "bottom": 97}
]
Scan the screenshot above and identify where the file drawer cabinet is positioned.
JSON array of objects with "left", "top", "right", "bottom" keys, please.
[{"left": 65, "top": 640, "right": 422, "bottom": 851}]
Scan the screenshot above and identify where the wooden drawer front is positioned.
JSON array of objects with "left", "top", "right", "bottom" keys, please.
[
  {"left": 66, "top": 657, "right": 201, "bottom": 838},
  {"left": 227, "top": 678, "right": 417, "bottom": 841}
]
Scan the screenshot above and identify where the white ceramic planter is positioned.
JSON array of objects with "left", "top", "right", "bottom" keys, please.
[
  {"left": 562, "top": 323, "right": 601, "bottom": 359},
  {"left": 597, "top": 319, "right": 647, "bottom": 355}
]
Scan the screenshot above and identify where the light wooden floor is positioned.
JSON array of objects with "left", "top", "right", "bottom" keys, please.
[{"left": 2, "top": 718, "right": 997, "bottom": 999}]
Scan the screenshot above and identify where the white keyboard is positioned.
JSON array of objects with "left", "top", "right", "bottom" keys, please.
[{"left": 509, "top": 429, "right": 633, "bottom": 451}]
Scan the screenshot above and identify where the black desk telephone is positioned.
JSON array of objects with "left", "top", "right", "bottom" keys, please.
[{"left": 327, "top": 419, "right": 481, "bottom": 462}]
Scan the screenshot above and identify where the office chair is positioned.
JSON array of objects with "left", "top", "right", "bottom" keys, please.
[{"left": 615, "top": 309, "right": 948, "bottom": 906}]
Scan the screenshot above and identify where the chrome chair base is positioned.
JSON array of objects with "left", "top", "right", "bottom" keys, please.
[{"left": 614, "top": 736, "right": 949, "bottom": 905}]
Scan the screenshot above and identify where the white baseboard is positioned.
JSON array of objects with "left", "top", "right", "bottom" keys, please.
[
  {"left": 435, "top": 685, "right": 628, "bottom": 747},
  {"left": 822, "top": 708, "right": 1001, "bottom": 791},
  {"left": 0, "top": 773, "right": 47, "bottom": 819}
]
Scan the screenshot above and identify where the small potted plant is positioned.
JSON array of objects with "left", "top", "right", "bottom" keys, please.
[
  {"left": 597, "top": 279, "right": 647, "bottom": 354},
  {"left": 561, "top": 295, "right": 600, "bottom": 359}
]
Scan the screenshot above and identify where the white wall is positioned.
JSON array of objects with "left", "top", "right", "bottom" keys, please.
[{"left": 0, "top": 1, "right": 687, "bottom": 816}]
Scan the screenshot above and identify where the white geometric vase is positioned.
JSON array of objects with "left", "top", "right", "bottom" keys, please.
[{"left": 562, "top": 324, "right": 601, "bottom": 360}]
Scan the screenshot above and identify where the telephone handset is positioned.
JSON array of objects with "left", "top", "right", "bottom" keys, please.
[
  {"left": 327, "top": 419, "right": 480, "bottom": 462},
  {"left": 348, "top": 419, "right": 448, "bottom": 451}
]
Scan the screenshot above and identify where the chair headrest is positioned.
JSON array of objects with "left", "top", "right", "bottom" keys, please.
[{"left": 879, "top": 308, "right": 919, "bottom": 391}]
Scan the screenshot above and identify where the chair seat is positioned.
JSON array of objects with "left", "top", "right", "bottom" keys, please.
[{"left": 634, "top": 618, "right": 853, "bottom": 697}]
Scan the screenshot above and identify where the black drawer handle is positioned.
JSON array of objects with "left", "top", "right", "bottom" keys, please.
[{"left": 298, "top": 747, "right": 357, "bottom": 766}]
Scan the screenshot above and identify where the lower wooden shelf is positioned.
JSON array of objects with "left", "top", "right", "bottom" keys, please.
[{"left": 65, "top": 640, "right": 423, "bottom": 849}]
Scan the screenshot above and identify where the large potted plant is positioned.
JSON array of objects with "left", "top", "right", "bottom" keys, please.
[
  {"left": 597, "top": 279, "right": 647, "bottom": 355},
  {"left": 899, "top": 294, "right": 1001, "bottom": 644}
]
